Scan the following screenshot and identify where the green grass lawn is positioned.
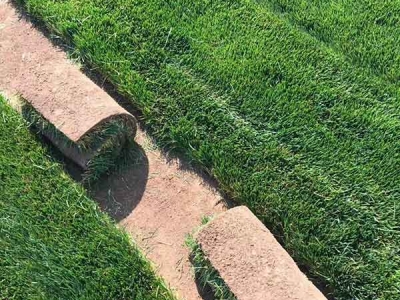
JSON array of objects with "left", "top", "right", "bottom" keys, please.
[
  {"left": 261, "top": 0, "right": 400, "bottom": 85},
  {"left": 0, "top": 96, "right": 175, "bottom": 300},
  {"left": 19, "top": 0, "right": 400, "bottom": 299}
]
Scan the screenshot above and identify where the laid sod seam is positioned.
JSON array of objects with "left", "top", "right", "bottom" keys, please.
[
  {"left": 185, "top": 216, "right": 237, "bottom": 300},
  {"left": 0, "top": 95, "right": 176, "bottom": 300},
  {"left": 16, "top": 96, "right": 135, "bottom": 183},
  {"left": 19, "top": 0, "right": 400, "bottom": 299}
]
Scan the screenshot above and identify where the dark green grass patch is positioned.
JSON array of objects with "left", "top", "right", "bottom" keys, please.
[
  {"left": 0, "top": 96, "right": 175, "bottom": 300},
  {"left": 19, "top": 0, "right": 400, "bottom": 299}
]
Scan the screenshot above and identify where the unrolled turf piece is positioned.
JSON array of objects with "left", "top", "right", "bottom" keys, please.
[
  {"left": 0, "top": 2, "right": 136, "bottom": 179},
  {"left": 195, "top": 207, "right": 327, "bottom": 300}
]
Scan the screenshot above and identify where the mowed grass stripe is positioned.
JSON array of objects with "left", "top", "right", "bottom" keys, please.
[
  {"left": 20, "top": 0, "right": 400, "bottom": 299},
  {"left": 260, "top": 0, "right": 400, "bottom": 85},
  {"left": 166, "top": 2, "right": 400, "bottom": 198},
  {"left": 0, "top": 97, "right": 174, "bottom": 300}
]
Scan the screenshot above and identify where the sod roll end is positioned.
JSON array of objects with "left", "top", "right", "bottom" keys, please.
[
  {"left": 195, "top": 206, "right": 327, "bottom": 300},
  {"left": 25, "top": 100, "right": 136, "bottom": 170}
]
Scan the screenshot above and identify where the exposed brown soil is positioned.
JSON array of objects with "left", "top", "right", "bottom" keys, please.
[
  {"left": 196, "top": 207, "right": 326, "bottom": 300},
  {"left": 0, "top": 1, "right": 134, "bottom": 143},
  {"left": 92, "top": 130, "right": 229, "bottom": 300}
]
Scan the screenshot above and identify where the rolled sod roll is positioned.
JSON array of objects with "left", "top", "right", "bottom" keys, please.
[
  {"left": 195, "top": 206, "right": 327, "bottom": 300},
  {"left": 0, "top": 1, "right": 136, "bottom": 180}
]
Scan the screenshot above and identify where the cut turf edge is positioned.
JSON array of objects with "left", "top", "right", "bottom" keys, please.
[
  {"left": 186, "top": 216, "right": 237, "bottom": 300},
  {"left": 190, "top": 207, "right": 327, "bottom": 300}
]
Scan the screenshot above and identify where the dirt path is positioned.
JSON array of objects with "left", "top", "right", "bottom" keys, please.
[
  {"left": 92, "top": 131, "right": 228, "bottom": 300},
  {"left": 0, "top": 2, "right": 229, "bottom": 299}
]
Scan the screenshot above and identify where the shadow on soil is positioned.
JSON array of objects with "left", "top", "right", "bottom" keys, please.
[
  {"left": 195, "top": 280, "right": 215, "bottom": 300},
  {"left": 87, "top": 143, "right": 149, "bottom": 222},
  {"left": 190, "top": 255, "right": 216, "bottom": 300},
  {"left": 34, "top": 134, "right": 149, "bottom": 222}
]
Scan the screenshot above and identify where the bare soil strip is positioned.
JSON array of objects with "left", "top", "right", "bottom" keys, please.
[{"left": 93, "top": 130, "right": 228, "bottom": 300}]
